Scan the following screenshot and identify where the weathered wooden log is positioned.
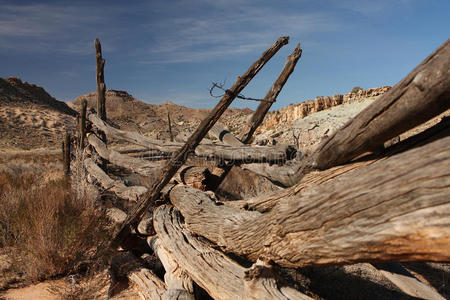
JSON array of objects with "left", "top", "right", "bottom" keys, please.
[
  {"left": 152, "top": 205, "right": 312, "bottom": 300},
  {"left": 241, "top": 156, "right": 304, "bottom": 187},
  {"left": 208, "top": 119, "right": 303, "bottom": 187},
  {"left": 240, "top": 43, "right": 303, "bottom": 144},
  {"left": 129, "top": 268, "right": 166, "bottom": 300},
  {"left": 109, "top": 252, "right": 166, "bottom": 300},
  {"left": 87, "top": 133, "right": 164, "bottom": 176},
  {"left": 171, "top": 134, "right": 450, "bottom": 268},
  {"left": 174, "top": 166, "right": 212, "bottom": 190},
  {"left": 111, "top": 36, "right": 289, "bottom": 249},
  {"left": 88, "top": 113, "right": 295, "bottom": 163},
  {"left": 233, "top": 159, "right": 376, "bottom": 212},
  {"left": 95, "top": 38, "right": 106, "bottom": 121},
  {"left": 209, "top": 124, "right": 244, "bottom": 146},
  {"left": 373, "top": 263, "right": 445, "bottom": 300},
  {"left": 63, "top": 132, "right": 71, "bottom": 176},
  {"left": 309, "top": 38, "right": 450, "bottom": 171},
  {"left": 149, "top": 237, "right": 194, "bottom": 300},
  {"left": 79, "top": 98, "right": 87, "bottom": 149},
  {"left": 84, "top": 157, "right": 147, "bottom": 201}
]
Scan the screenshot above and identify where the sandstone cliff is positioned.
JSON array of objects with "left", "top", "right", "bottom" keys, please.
[{"left": 258, "top": 86, "right": 391, "bottom": 134}]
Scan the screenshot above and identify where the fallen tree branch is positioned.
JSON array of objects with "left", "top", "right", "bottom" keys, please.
[
  {"left": 171, "top": 134, "right": 450, "bottom": 268},
  {"left": 88, "top": 133, "right": 164, "bottom": 176},
  {"left": 88, "top": 113, "right": 295, "bottom": 163},
  {"left": 152, "top": 205, "right": 312, "bottom": 300},
  {"left": 111, "top": 36, "right": 290, "bottom": 249},
  {"left": 84, "top": 157, "right": 147, "bottom": 201}
]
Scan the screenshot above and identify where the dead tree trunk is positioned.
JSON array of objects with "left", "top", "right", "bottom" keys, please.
[
  {"left": 170, "top": 134, "right": 450, "bottom": 268},
  {"left": 111, "top": 36, "right": 290, "bottom": 249},
  {"left": 240, "top": 43, "right": 303, "bottom": 144}
]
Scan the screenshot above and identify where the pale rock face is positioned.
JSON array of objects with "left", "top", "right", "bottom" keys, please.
[
  {"left": 257, "top": 86, "right": 391, "bottom": 135},
  {"left": 255, "top": 87, "right": 392, "bottom": 153}
]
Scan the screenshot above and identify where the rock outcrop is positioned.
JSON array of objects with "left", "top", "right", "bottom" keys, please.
[{"left": 258, "top": 86, "right": 391, "bottom": 134}]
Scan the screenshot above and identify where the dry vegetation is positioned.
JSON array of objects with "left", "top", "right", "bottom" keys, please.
[{"left": 0, "top": 152, "right": 113, "bottom": 292}]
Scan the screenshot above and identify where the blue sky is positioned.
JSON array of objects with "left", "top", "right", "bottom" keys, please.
[{"left": 0, "top": 0, "right": 449, "bottom": 110}]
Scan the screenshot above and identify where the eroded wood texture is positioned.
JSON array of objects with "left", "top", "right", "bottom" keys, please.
[
  {"left": 149, "top": 237, "right": 194, "bottom": 300},
  {"left": 240, "top": 44, "right": 302, "bottom": 144},
  {"left": 171, "top": 135, "right": 450, "bottom": 268},
  {"left": 111, "top": 37, "right": 289, "bottom": 248},
  {"left": 310, "top": 38, "right": 450, "bottom": 171},
  {"left": 84, "top": 158, "right": 147, "bottom": 201},
  {"left": 152, "top": 205, "right": 312, "bottom": 300}
]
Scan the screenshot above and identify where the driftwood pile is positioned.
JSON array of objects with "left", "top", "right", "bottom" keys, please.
[{"left": 68, "top": 37, "right": 449, "bottom": 299}]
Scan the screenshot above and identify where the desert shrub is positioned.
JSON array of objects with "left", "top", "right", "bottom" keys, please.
[
  {"left": 351, "top": 86, "right": 363, "bottom": 93},
  {"left": 0, "top": 171, "right": 112, "bottom": 282}
]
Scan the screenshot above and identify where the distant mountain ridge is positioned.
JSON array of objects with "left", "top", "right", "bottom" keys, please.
[{"left": 0, "top": 77, "right": 77, "bottom": 116}]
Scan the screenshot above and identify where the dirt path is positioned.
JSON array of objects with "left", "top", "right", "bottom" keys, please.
[{"left": 0, "top": 282, "right": 60, "bottom": 300}]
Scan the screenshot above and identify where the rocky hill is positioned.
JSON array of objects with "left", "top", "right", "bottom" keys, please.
[
  {"left": 0, "top": 77, "right": 77, "bottom": 116},
  {"left": 0, "top": 77, "right": 77, "bottom": 150},
  {"left": 72, "top": 90, "right": 253, "bottom": 141},
  {"left": 3, "top": 77, "right": 420, "bottom": 154}
]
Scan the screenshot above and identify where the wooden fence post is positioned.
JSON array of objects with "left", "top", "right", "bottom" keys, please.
[
  {"left": 95, "top": 38, "right": 106, "bottom": 122},
  {"left": 167, "top": 110, "right": 174, "bottom": 142},
  {"left": 79, "top": 98, "right": 87, "bottom": 149},
  {"left": 63, "top": 132, "right": 71, "bottom": 177}
]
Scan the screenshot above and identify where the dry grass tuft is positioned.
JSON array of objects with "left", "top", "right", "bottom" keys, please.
[{"left": 0, "top": 168, "right": 113, "bottom": 283}]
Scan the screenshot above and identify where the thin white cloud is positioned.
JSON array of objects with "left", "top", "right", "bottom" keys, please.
[
  {"left": 0, "top": 3, "right": 123, "bottom": 55},
  {"left": 336, "top": 0, "right": 416, "bottom": 14},
  {"left": 141, "top": 4, "right": 340, "bottom": 63}
]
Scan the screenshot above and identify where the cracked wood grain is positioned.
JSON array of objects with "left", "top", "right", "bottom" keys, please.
[{"left": 171, "top": 134, "right": 450, "bottom": 267}]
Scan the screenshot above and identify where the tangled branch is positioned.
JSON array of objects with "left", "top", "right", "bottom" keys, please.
[{"left": 209, "top": 81, "right": 272, "bottom": 102}]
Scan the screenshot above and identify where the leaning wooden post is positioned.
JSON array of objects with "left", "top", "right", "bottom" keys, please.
[
  {"left": 111, "top": 36, "right": 289, "bottom": 249},
  {"left": 95, "top": 38, "right": 106, "bottom": 122},
  {"left": 79, "top": 98, "right": 87, "bottom": 149},
  {"left": 63, "top": 132, "right": 71, "bottom": 177},
  {"left": 240, "top": 43, "right": 302, "bottom": 144}
]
